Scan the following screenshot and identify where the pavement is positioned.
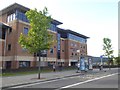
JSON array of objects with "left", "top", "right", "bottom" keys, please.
[{"left": 1, "top": 68, "right": 118, "bottom": 89}]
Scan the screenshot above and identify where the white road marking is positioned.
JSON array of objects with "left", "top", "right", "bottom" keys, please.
[
  {"left": 10, "top": 72, "right": 118, "bottom": 89},
  {"left": 10, "top": 75, "right": 79, "bottom": 88},
  {"left": 60, "top": 73, "right": 118, "bottom": 89}
]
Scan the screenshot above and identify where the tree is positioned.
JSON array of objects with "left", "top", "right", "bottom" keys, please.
[
  {"left": 114, "top": 49, "right": 120, "bottom": 65},
  {"left": 103, "top": 38, "right": 114, "bottom": 69},
  {"left": 19, "top": 7, "right": 54, "bottom": 79},
  {"left": 115, "top": 57, "right": 120, "bottom": 65}
]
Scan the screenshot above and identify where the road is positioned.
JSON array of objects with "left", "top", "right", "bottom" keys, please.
[
  {"left": 6, "top": 68, "right": 119, "bottom": 90},
  {"left": 63, "top": 73, "right": 119, "bottom": 88}
]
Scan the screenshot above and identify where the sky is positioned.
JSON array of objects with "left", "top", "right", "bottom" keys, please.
[{"left": 0, "top": 0, "right": 119, "bottom": 57}]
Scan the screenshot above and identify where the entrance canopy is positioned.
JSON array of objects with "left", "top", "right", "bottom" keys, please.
[{"left": 0, "top": 22, "right": 12, "bottom": 39}]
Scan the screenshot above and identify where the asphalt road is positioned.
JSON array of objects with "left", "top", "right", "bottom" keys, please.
[
  {"left": 68, "top": 74, "right": 119, "bottom": 88},
  {"left": 8, "top": 68, "right": 119, "bottom": 89}
]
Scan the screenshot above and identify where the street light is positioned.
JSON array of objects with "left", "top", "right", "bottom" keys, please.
[
  {"left": 77, "top": 50, "right": 80, "bottom": 62},
  {"left": 76, "top": 50, "right": 80, "bottom": 73},
  {"left": 100, "top": 55, "right": 104, "bottom": 70}
]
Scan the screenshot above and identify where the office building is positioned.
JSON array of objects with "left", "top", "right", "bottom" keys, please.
[{"left": 0, "top": 3, "right": 89, "bottom": 69}]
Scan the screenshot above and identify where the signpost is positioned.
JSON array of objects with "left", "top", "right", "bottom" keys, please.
[
  {"left": 100, "top": 55, "right": 103, "bottom": 65},
  {"left": 100, "top": 55, "right": 104, "bottom": 70},
  {"left": 80, "top": 57, "right": 85, "bottom": 71},
  {"left": 88, "top": 58, "right": 93, "bottom": 70}
]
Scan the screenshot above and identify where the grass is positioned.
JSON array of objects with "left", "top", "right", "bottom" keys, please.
[
  {"left": 2, "top": 69, "right": 52, "bottom": 77},
  {"left": 2, "top": 66, "right": 76, "bottom": 77}
]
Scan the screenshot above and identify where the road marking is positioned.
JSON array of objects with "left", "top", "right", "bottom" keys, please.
[
  {"left": 59, "top": 73, "right": 118, "bottom": 89},
  {"left": 10, "top": 75, "right": 79, "bottom": 88},
  {"left": 7, "top": 71, "right": 119, "bottom": 89}
]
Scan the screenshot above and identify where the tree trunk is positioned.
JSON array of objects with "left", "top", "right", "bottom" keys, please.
[
  {"left": 108, "top": 60, "right": 111, "bottom": 70},
  {"left": 38, "top": 51, "right": 41, "bottom": 79}
]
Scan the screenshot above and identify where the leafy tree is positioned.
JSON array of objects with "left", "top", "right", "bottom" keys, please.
[
  {"left": 19, "top": 7, "right": 54, "bottom": 79},
  {"left": 103, "top": 38, "right": 114, "bottom": 69},
  {"left": 114, "top": 49, "right": 120, "bottom": 65},
  {"left": 115, "top": 57, "right": 120, "bottom": 65}
]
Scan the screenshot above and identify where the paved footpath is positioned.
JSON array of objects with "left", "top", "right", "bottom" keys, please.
[{"left": 1, "top": 68, "right": 117, "bottom": 88}]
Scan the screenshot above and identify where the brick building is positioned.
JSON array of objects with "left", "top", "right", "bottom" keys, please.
[{"left": 0, "top": 3, "right": 89, "bottom": 69}]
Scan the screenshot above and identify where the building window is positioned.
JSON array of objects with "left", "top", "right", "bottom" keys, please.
[
  {"left": 19, "top": 61, "right": 30, "bottom": 67},
  {"left": 8, "top": 28, "right": 12, "bottom": 34},
  {"left": 23, "top": 27, "right": 29, "bottom": 35},
  {"left": 50, "top": 48, "right": 54, "bottom": 54},
  {"left": 16, "top": 10, "right": 29, "bottom": 23},
  {"left": 68, "top": 34, "right": 86, "bottom": 44},
  {"left": 72, "top": 53, "right": 74, "bottom": 56},
  {"left": 7, "top": 44, "right": 11, "bottom": 51},
  {"left": 83, "top": 46, "right": 85, "bottom": 49},
  {"left": 22, "top": 48, "right": 27, "bottom": 52},
  {"left": 0, "top": 30, "right": 2, "bottom": 39},
  {"left": 74, "top": 44, "right": 77, "bottom": 47},
  {"left": 75, "top": 53, "right": 77, "bottom": 56},
  {"left": 57, "top": 34, "right": 61, "bottom": 50},
  {"left": 50, "top": 24, "right": 56, "bottom": 32},
  {"left": 71, "top": 43, "right": 74, "bottom": 47},
  {"left": 7, "top": 13, "right": 16, "bottom": 22}
]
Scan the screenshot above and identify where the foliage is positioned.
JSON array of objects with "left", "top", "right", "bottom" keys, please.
[
  {"left": 114, "top": 50, "right": 120, "bottom": 65},
  {"left": 19, "top": 7, "right": 55, "bottom": 79},
  {"left": 114, "top": 56, "right": 120, "bottom": 65},
  {"left": 19, "top": 7, "right": 54, "bottom": 54},
  {"left": 103, "top": 38, "right": 114, "bottom": 65}
]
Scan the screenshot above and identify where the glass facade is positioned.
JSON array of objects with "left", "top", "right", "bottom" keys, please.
[
  {"left": 68, "top": 34, "right": 87, "bottom": 43},
  {"left": 7, "top": 10, "right": 29, "bottom": 23},
  {"left": 16, "top": 10, "right": 29, "bottom": 23},
  {"left": 19, "top": 61, "right": 30, "bottom": 67},
  {"left": 57, "top": 33, "right": 61, "bottom": 50},
  {"left": 49, "top": 24, "right": 56, "bottom": 32},
  {"left": 7, "top": 13, "right": 16, "bottom": 22},
  {"left": 0, "top": 29, "right": 2, "bottom": 39},
  {"left": 57, "top": 33, "right": 61, "bottom": 59},
  {"left": 7, "top": 10, "right": 57, "bottom": 32}
]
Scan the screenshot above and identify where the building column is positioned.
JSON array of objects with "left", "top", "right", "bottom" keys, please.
[
  {"left": 69, "top": 61, "right": 71, "bottom": 66},
  {"left": 11, "top": 61, "right": 19, "bottom": 69},
  {"left": 1, "top": 61, "right": 6, "bottom": 69},
  {"left": 30, "top": 60, "right": 36, "bottom": 67},
  {"left": 64, "top": 61, "right": 68, "bottom": 66}
]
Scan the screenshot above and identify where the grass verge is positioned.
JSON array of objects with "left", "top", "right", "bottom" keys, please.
[{"left": 2, "top": 66, "right": 76, "bottom": 77}]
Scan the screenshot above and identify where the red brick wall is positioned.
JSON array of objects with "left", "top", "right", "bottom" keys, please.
[
  {"left": 16, "top": 21, "right": 32, "bottom": 56},
  {"left": 47, "top": 32, "right": 57, "bottom": 58},
  {"left": 0, "top": 13, "right": 7, "bottom": 23},
  {"left": 65, "top": 39, "right": 87, "bottom": 60},
  {"left": 11, "top": 61, "right": 19, "bottom": 69},
  {"left": 60, "top": 39, "right": 66, "bottom": 59},
  {"left": 0, "top": 40, "right": 4, "bottom": 56}
]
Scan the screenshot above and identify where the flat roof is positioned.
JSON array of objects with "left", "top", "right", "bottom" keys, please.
[
  {"left": 51, "top": 19, "right": 63, "bottom": 25},
  {"left": 57, "top": 28, "right": 89, "bottom": 39},
  {"left": 0, "top": 3, "right": 62, "bottom": 25},
  {"left": 0, "top": 3, "right": 30, "bottom": 15}
]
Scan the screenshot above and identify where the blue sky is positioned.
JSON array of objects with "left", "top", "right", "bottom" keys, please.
[{"left": 0, "top": 0, "right": 118, "bottom": 57}]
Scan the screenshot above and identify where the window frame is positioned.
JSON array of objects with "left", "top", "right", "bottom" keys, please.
[
  {"left": 23, "top": 27, "right": 29, "bottom": 35},
  {"left": 7, "top": 44, "right": 11, "bottom": 51},
  {"left": 50, "top": 48, "right": 54, "bottom": 54}
]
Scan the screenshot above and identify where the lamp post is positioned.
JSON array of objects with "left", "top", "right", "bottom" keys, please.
[
  {"left": 100, "top": 55, "right": 104, "bottom": 70},
  {"left": 77, "top": 50, "right": 80, "bottom": 62},
  {"left": 76, "top": 50, "right": 80, "bottom": 72}
]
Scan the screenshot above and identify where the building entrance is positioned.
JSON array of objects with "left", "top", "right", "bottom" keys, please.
[{"left": 6, "top": 61, "right": 11, "bottom": 69}]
